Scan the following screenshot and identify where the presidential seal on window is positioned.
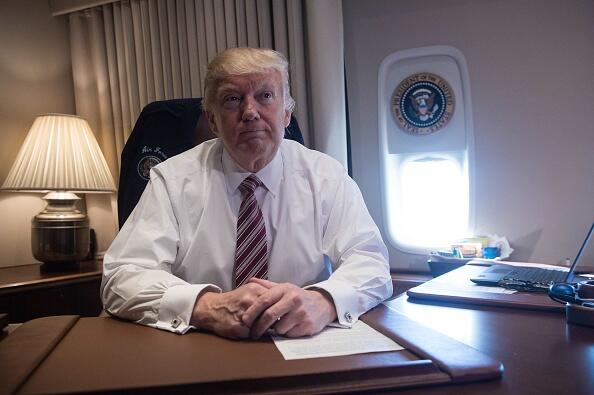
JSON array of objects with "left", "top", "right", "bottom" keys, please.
[{"left": 391, "top": 72, "right": 455, "bottom": 135}]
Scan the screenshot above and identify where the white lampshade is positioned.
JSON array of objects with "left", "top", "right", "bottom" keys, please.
[{"left": 1, "top": 114, "right": 115, "bottom": 192}]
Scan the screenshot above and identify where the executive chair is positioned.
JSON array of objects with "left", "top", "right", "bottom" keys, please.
[{"left": 118, "top": 98, "right": 304, "bottom": 228}]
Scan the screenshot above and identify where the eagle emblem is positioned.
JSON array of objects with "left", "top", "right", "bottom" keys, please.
[
  {"left": 136, "top": 146, "right": 168, "bottom": 181},
  {"left": 410, "top": 88, "right": 437, "bottom": 122},
  {"left": 391, "top": 73, "right": 455, "bottom": 135}
]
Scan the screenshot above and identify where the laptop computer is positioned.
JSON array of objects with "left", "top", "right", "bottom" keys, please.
[{"left": 470, "top": 222, "right": 594, "bottom": 290}]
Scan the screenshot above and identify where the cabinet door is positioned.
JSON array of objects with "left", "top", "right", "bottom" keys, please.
[{"left": 0, "top": 280, "right": 102, "bottom": 323}]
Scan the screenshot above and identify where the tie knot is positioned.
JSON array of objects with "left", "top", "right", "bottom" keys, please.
[{"left": 239, "top": 174, "right": 262, "bottom": 195}]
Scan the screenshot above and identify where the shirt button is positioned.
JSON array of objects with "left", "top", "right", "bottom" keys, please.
[
  {"left": 344, "top": 312, "right": 353, "bottom": 323},
  {"left": 171, "top": 319, "right": 181, "bottom": 328}
]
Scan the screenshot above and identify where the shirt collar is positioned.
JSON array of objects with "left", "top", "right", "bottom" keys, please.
[{"left": 221, "top": 144, "right": 283, "bottom": 198}]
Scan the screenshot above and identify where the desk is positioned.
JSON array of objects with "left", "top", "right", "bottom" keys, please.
[
  {"left": 384, "top": 295, "right": 594, "bottom": 394},
  {"left": 391, "top": 272, "right": 432, "bottom": 296},
  {"left": 0, "top": 261, "right": 103, "bottom": 323},
  {"left": 2, "top": 272, "right": 592, "bottom": 394},
  {"left": 1, "top": 306, "right": 501, "bottom": 394}
]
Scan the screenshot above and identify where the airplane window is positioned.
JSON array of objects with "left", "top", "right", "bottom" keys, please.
[
  {"left": 388, "top": 152, "right": 469, "bottom": 250},
  {"left": 378, "top": 46, "right": 474, "bottom": 255}
]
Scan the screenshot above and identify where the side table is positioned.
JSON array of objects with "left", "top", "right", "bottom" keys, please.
[{"left": 0, "top": 260, "right": 103, "bottom": 323}]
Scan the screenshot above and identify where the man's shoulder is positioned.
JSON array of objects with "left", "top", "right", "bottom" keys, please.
[
  {"left": 280, "top": 140, "right": 346, "bottom": 179},
  {"left": 151, "top": 139, "right": 221, "bottom": 179}
]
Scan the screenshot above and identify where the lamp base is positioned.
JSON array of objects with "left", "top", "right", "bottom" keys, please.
[
  {"left": 31, "top": 192, "right": 90, "bottom": 264},
  {"left": 40, "top": 261, "right": 81, "bottom": 273}
]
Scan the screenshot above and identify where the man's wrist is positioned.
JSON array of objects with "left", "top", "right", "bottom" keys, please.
[
  {"left": 309, "top": 288, "right": 338, "bottom": 323},
  {"left": 190, "top": 291, "right": 218, "bottom": 329}
]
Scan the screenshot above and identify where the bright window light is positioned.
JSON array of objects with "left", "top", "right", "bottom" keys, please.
[{"left": 392, "top": 154, "right": 469, "bottom": 250}]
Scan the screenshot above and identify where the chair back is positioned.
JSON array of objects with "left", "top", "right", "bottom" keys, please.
[{"left": 118, "top": 98, "right": 304, "bottom": 228}]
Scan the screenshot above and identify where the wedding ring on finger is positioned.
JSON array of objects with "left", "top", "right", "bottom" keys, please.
[
  {"left": 269, "top": 310, "right": 282, "bottom": 322},
  {"left": 266, "top": 315, "right": 282, "bottom": 335}
]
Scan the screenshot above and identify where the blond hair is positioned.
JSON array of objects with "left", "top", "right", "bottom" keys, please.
[{"left": 203, "top": 47, "right": 295, "bottom": 112}]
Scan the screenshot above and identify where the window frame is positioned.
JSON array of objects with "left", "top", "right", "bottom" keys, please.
[{"left": 377, "top": 45, "right": 476, "bottom": 256}]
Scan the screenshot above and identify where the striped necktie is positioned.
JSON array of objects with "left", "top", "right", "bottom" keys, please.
[{"left": 233, "top": 174, "right": 268, "bottom": 287}]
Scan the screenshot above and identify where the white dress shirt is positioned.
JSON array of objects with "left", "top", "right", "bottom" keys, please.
[{"left": 101, "top": 139, "right": 392, "bottom": 334}]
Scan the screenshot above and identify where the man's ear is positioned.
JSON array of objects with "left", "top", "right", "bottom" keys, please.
[
  {"left": 204, "top": 110, "right": 219, "bottom": 136},
  {"left": 283, "top": 109, "right": 292, "bottom": 128}
]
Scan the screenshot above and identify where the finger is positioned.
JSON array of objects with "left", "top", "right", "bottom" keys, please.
[
  {"left": 248, "top": 277, "right": 278, "bottom": 289},
  {"left": 250, "top": 305, "right": 285, "bottom": 339},
  {"left": 218, "top": 322, "right": 251, "bottom": 339},
  {"left": 272, "top": 312, "right": 299, "bottom": 336},
  {"left": 236, "top": 283, "right": 268, "bottom": 307},
  {"left": 241, "top": 287, "right": 284, "bottom": 328},
  {"left": 237, "top": 282, "right": 268, "bottom": 292},
  {"left": 285, "top": 323, "right": 309, "bottom": 338},
  {"left": 249, "top": 290, "right": 301, "bottom": 338}
]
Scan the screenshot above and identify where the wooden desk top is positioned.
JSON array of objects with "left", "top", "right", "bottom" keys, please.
[
  {"left": 2, "top": 267, "right": 592, "bottom": 394},
  {"left": 383, "top": 295, "right": 594, "bottom": 395},
  {"left": 2, "top": 306, "right": 502, "bottom": 394}
]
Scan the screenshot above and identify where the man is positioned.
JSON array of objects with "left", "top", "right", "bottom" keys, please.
[{"left": 101, "top": 47, "right": 392, "bottom": 339}]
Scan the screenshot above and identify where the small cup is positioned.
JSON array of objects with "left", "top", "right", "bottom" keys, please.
[{"left": 482, "top": 246, "right": 500, "bottom": 259}]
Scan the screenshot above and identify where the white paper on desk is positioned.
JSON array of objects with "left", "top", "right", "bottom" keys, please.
[{"left": 271, "top": 321, "right": 404, "bottom": 360}]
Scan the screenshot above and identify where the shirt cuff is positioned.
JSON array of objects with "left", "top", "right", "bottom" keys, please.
[
  {"left": 306, "top": 279, "right": 359, "bottom": 328},
  {"left": 155, "top": 284, "right": 221, "bottom": 334}
]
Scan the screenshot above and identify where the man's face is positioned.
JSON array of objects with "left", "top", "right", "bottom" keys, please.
[{"left": 206, "top": 70, "right": 291, "bottom": 172}]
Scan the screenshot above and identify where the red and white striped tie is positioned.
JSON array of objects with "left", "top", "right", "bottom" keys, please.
[{"left": 233, "top": 174, "right": 268, "bottom": 287}]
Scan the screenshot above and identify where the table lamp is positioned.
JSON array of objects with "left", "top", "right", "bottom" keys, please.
[{"left": 1, "top": 114, "right": 116, "bottom": 266}]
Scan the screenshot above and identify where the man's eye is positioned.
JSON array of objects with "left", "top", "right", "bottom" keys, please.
[
  {"left": 261, "top": 91, "right": 274, "bottom": 101},
  {"left": 222, "top": 95, "right": 241, "bottom": 108}
]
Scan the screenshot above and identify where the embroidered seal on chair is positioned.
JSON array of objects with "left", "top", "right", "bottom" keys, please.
[{"left": 137, "top": 146, "right": 168, "bottom": 180}]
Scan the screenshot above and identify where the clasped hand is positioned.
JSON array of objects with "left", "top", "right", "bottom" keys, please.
[{"left": 191, "top": 278, "right": 337, "bottom": 339}]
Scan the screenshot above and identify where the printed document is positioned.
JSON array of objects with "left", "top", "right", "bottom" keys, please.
[{"left": 271, "top": 321, "right": 404, "bottom": 360}]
